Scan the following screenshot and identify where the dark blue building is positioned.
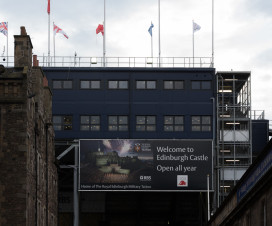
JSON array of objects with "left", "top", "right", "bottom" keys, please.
[{"left": 44, "top": 67, "right": 216, "bottom": 140}]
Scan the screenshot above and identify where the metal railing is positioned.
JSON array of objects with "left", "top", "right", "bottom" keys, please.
[
  {"left": 251, "top": 110, "right": 265, "bottom": 120},
  {"left": 0, "top": 56, "right": 213, "bottom": 68}
]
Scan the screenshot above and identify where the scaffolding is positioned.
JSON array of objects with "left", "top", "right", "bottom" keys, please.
[{"left": 216, "top": 71, "right": 252, "bottom": 205}]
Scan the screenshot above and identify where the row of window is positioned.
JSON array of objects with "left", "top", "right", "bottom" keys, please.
[
  {"left": 53, "top": 115, "right": 211, "bottom": 132},
  {"left": 52, "top": 80, "right": 212, "bottom": 90}
]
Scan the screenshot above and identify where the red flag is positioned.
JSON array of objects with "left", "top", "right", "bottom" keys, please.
[
  {"left": 96, "top": 24, "right": 104, "bottom": 36},
  {"left": 47, "top": 0, "right": 50, "bottom": 14}
]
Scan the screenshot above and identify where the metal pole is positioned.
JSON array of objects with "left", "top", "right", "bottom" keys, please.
[
  {"left": 158, "top": 0, "right": 161, "bottom": 67},
  {"left": 103, "top": 0, "right": 106, "bottom": 67},
  {"left": 53, "top": 22, "right": 55, "bottom": 67},
  {"left": 73, "top": 146, "right": 79, "bottom": 226},
  {"left": 48, "top": 11, "right": 50, "bottom": 66},
  {"left": 193, "top": 20, "right": 194, "bottom": 67},
  {"left": 212, "top": 0, "right": 214, "bottom": 67},
  {"left": 207, "top": 174, "right": 210, "bottom": 221},
  {"left": 7, "top": 22, "right": 8, "bottom": 67}
]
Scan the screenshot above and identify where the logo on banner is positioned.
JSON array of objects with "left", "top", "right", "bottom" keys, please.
[
  {"left": 140, "top": 175, "right": 152, "bottom": 182},
  {"left": 134, "top": 143, "right": 141, "bottom": 152},
  {"left": 177, "top": 175, "right": 188, "bottom": 187}
]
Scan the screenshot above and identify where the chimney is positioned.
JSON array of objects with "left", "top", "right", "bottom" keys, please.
[
  {"left": 33, "top": 55, "right": 39, "bottom": 67},
  {"left": 14, "top": 26, "right": 33, "bottom": 68}
]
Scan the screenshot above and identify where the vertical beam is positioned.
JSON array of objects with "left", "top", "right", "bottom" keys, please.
[{"left": 73, "top": 146, "right": 79, "bottom": 226}]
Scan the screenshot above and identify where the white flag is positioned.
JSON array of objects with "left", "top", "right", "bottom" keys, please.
[
  {"left": 53, "top": 23, "right": 69, "bottom": 39},
  {"left": 193, "top": 22, "right": 201, "bottom": 32}
]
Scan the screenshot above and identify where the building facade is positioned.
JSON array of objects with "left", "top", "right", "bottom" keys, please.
[
  {"left": 0, "top": 27, "right": 58, "bottom": 226},
  {"left": 44, "top": 67, "right": 216, "bottom": 225}
]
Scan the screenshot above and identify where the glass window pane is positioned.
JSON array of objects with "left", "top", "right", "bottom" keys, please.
[
  {"left": 64, "top": 116, "right": 72, "bottom": 125},
  {"left": 53, "top": 116, "right": 62, "bottom": 124},
  {"left": 175, "top": 81, "right": 184, "bottom": 89},
  {"left": 147, "top": 125, "right": 156, "bottom": 131},
  {"left": 175, "top": 116, "right": 184, "bottom": 124},
  {"left": 136, "top": 81, "right": 145, "bottom": 89},
  {"left": 192, "top": 116, "right": 200, "bottom": 124},
  {"left": 109, "top": 125, "right": 118, "bottom": 131},
  {"left": 109, "top": 116, "right": 117, "bottom": 124},
  {"left": 164, "top": 81, "right": 173, "bottom": 89},
  {"left": 81, "top": 125, "right": 89, "bottom": 131},
  {"left": 119, "top": 81, "right": 128, "bottom": 89},
  {"left": 146, "top": 116, "right": 155, "bottom": 124},
  {"left": 202, "top": 116, "right": 211, "bottom": 124},
  {"left": 164, "top": 116, "right": 173, "bottom": 124},
  {"left": 53, "top": 81, "right": 62, "bottom": 89},
  {"left": 192, "top": 81, "right": 200, "bottom": 89},
  {"left": 164, "top": 125, "right": 173, "bottom": 131},
  {"left": 63, "top": 81, "right": 72, "bottom": 89},
  {"left": 147, "top": 81, "right": 156, "bottom": 89},
  {"left": 54, "top": 125, "right": 62, "bottom": 131},
  {"left": 175, "top": 125, "right": 184, "bottom": 131},
  {"left": 91, "top": 125, "right": 100, "bottom": 131},
  {"left": 192, "top": 125, "right": 201, "bottom": 131},
  {"left": 81, "top": 116, "right": 89, "bottom": 124},
  {"left": 80, "top": 81, "right": 90, "bottom": 89},
  {"left": 136, "top": 125, "right": 145, "bottom": 131},
  {"left": 202, "top": 81, "right": 211, "bottom": 89},
  {"left": 91, "top": 116, "right": 100, "bottom": 124},
  {"left": 91, "top": 81, "right": 100, "bottom": 89},
  {"left": 119, "top": 116, "right": 128, "bottom": 124},
  {"left": 109, "top": 81, "right": 118, "bottom": 89},
  {"left": 136, "top": 116, "right": 145, "bottom": 124},
  {"left": 119, "top": 125, "right": 128, "bottom": 131},
  {"left": 202, "top": 126, "right": 211, "bottom": 131}
]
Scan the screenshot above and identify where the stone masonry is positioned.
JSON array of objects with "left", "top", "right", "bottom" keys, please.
[{"left": 0, "top": 27, "right": 58, "bottom": 226}]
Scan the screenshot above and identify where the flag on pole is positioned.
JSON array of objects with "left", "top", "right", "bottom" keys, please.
[
  {"left": 96, "top": 24, "right": 104, "bottom": 36},
  {"left": 53, "top": 23, "right": 69, "bottom": 39},
  {"left": 47, "top": 0, "right": 50, "bottom": 14},
  {"left": 0, "top": 22, "right": 8, "bottom": 36},
  {"left": 193, "top": 22, "right": 201, "bottom": 32},
  {"left": 148, "top": 22, "right": 154, "bottom": 36}
]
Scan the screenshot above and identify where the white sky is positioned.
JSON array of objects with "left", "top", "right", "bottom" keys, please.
[{"left": 1, "top": 0, "right": 272, "bottom": 122}]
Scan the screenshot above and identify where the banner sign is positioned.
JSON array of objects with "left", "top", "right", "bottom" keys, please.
[{"left": 79, "top": 139, "right": 213, "bottom": 191}]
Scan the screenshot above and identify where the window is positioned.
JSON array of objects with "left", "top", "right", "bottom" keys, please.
[
  {"left": 136, "top": 116, "right": 156, "bottom": 131},
  {"left": 80, "top": 116, "right": 100, "bottom": 131},
  {"left": 53, "top": 115, "right": 73, "bottom": 130},
  {"left": 191, "top": 116, "right": 211, "bottom": 131},
  {"left": 108, "top": 116, "right": 128, "bottom": 131},
  {"left": 53, "top": 80, "right": 72, "bottom": 89},
  {"left": 80, "top": 80, "right": 101, "bottom": 89},
  {"left": 164, "top": 81, "right": 184, "bottom": 89},
  {"left": 136, "top": 81, "right": 156, "bottom": 89},
  {"left": 108, "top": 80, "right": 128, "bottom": 89},
  {"left": 164, "top": 116, "right": 184, "bottom": 131},
  {"left": 191, "top": 81, "right": 211, "bottom": 90}
]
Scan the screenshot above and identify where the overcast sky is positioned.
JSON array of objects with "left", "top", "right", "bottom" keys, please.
[{"left": 1, "top": 0, "right": 272, "bottom": 122}]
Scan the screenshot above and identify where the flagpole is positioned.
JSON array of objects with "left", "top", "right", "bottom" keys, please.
[
  {"left": 193, "top": 20, "right": 194, "bottom": 67},
  {"left": 158, "top": 0, "right": 161, "bottom": 67},
  {"left": 7, "top": 22, "right": 8, "bottom": 67},
  {"left": 48, "top": 9, "right": 50, "bottom": 66},
  {"left": 212, "top": 0, "right": 214, "bottom": 67},
  {"left": 53, "top": 22, "right": 55, "bottom": 66},
  {"left": 103, "top": 0, "right": 106, "bottom": 67}
]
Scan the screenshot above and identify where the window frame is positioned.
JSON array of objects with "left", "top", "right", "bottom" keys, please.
[
  {"left": 164, "top": 115, "right": 184, "bottom": 132},
  {"left": 136, "top": 80, "right": 157, "bottom": 90},
  {"left": 52, "top": 80, "right": 73, "bottom": 89},
  {"left": 80, "top": 115, "right": 101, "bottom": 131},
  {"left": 136, "top": 115, "right": 156, "bottom": 131},
  {"left": 80, "top": 80, "right": 101, "bottom": 89},
  {"left": 191, "top": 116, "right": 211, "bottom": 132},
  {"left": 191, "top": 80, "right": 212, "bottom": 90},
  {"left": 108, "top": 115, "right": 129, "bottom": 131},
  {"left": 108, "top": 80, "right": 129, "bottom": 90},
  {"left": 53, "top": 115, "right": 73, "bottom": 131},
  {"left": 163, "top": 80, "right": 184, "bottom": 90}
]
